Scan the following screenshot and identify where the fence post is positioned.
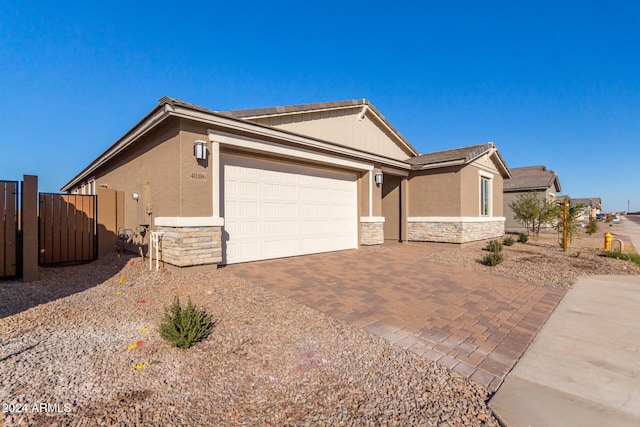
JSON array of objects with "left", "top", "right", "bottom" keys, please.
[{"left": 22, "top": 175, "right": 38, "bottom": 281}]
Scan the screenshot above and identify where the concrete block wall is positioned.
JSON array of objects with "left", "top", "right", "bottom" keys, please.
[
  {"left": 156, "top": 225, "right": 222, "bottom": 267},
  {"left": 408, "top": 219, "right": 504, "bottom": 244}
]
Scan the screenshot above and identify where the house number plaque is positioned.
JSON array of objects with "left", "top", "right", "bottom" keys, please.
[{"left": 191, "top": 172, "right": 207, "bottom": 180}]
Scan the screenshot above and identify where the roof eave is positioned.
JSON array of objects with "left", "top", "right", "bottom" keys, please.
[
  {"left": 412, "top": 159, "right": 467, "bottom": 170},
  {"left": 466, "top": 144, "right": 511, "bottom": 178},
  {"left": 61, "top": 103, "right": 171, "bottom": 191},
  {"left": 62, "top": 98, "right": 414, "bottom": 191}
]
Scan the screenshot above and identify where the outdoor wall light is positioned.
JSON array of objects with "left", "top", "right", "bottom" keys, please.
[
  {"left": 375, "top": 172, "right": 384, "bottom": 185},
  {"left": 132, "top": 192, "right": 140, "bottom": 201},
  {"left": 194, "top": 140, "right": 207, "bottom": 160}
]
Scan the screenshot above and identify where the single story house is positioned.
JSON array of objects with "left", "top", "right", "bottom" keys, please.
[
  {"left": 62, "top": 97, "right": 510, "bottom": 269},
  {"left": 556, "top": 196, "right": 602, "bottom": 222},
  {"left": 503, "top": 165, "right": 562, "bottom": 232}
]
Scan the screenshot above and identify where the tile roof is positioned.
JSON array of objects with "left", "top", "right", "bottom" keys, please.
[
  {"left": 504, "top": 166, "right": 561, "bottom": 192},
  {"left": 570, "top": 197, "right": 602, "bottom": 208},
  {"left": 222, "top": 99, "right": 368, "bottom": 119},
  {"left": 159, "top": 96, "right": 219, "bottom": 115},
  {"left": 406, "top": 142, "right": 495, "bottom": 166}
]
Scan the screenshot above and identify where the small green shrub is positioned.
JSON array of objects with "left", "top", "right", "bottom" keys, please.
[
  {"left": 587, "top": 218, "right": 598, "bottom": 235},
  {"left": 159, "top": 296, "right": 213, "bottom": 349},
  {"left": 602, "top": 251, "right": 640, "bottom": 267},
  {"left": 503, "top": 236, "right": 515, "bottom": 246},
  {"left": 486, "top": 240, "right": 503, "bottom": 253},
  {"left": 518, "top": 233, "right": 528, "bottom": 243},
  {"left": 482, "top": 252, "right": 503, "bottom": 266}
]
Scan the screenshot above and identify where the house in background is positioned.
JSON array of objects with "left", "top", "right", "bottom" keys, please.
[
  {"left": 62, "top": 97, "right": 509, "bottom": 270},
  {"left": 556, "top": 197, "right": 602, "bottom": 222},
  {"left": 503, "top": 166, "right": 562, "bottom": 232}
]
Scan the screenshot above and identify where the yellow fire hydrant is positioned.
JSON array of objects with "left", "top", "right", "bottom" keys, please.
[{"left": 604, "top": 232, "right": 613, "bottom": 251}]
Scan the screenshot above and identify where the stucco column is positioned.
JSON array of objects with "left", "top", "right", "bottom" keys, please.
[{"left": 401, "top": 176, "right": 409, "bottom": 242}]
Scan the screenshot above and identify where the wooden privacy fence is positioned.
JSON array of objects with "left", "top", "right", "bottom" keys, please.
[
  {"left": 38, "top": 193, "right": 97, "bottom": 265},
  {"left": 1, "top": 181, "right": 19, "bottom": 278}
]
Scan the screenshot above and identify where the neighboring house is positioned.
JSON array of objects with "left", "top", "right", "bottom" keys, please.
[
  {"left": 503, "top": 166, "right": 562, "bottom": 232},
  {"left": 557, "top": 197, "right": 602, "bottom": 222},
  {"left": 62, "top": 97, "right": 509, "bottom": 269}
]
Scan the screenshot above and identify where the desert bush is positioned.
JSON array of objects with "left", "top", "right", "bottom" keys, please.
[
  {"left": 518, "top": 233, "right": 528, "bottom": 243},
  {"left": 159, "top": 296, "right": 213, "bottom": 349},
  {"left": 503, "top": 236, "right": 515, "bottom": 246},
  {"left": 482, "top": 252, "right": 503, "bottom": 266},
  {"left": 486, "top": 240, "right": 503, "bottom": 253},
  {"left": 587, "top": 218, "right": 598, "bottom": 235}
]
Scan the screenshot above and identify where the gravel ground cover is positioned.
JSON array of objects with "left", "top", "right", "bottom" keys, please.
[
  {"left": 422, "top": 228, "right": 640, "bottom": 289},
  {"left": 1, "top": 254, "right": 498, "bottom": 426}
]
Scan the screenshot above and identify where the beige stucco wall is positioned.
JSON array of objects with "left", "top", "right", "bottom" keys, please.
[
  {"left": 460, "top": 161, "right": 505, "bottom": 217},
  {"left": 86, "top": 118, "right": 214, "bottom": 242},
  {"left": 408, "top": 166, "right": 463, "bottom": 217},
  {"left": 248, "top": 108, "right": 414, "bottom": 161}
]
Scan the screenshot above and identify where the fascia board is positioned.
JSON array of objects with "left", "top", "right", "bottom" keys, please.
[
  {"left": 172, "top": 106, "right": 412, "bottom": 170},
  {"left": 413, "top": 159, "right": 466, "bottom": 170}
]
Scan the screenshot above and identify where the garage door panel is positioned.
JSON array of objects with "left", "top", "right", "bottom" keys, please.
[
  {"left": 263, "top": 220, "right": 280, "bottom": 235},
  {"left": 222, "top": 154, "right": 357, "bottom": 264},
  {"left": 239, "top": 201, "right": 258, "bottom": 217}
]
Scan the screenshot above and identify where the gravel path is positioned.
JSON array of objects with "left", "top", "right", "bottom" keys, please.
[{"left": 1, "top": 254, "right": 498, "bottom": 426}]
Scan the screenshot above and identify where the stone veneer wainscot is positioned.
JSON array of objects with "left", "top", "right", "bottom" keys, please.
[
  {"left": 408, "top": 217, "right": 505, "bottom": 244},
  {"left": 155, "top": 225, "right": 222, "bottom": 267},
  {"left": 360, "top": 217, "right": 385, "bottom": 246}
]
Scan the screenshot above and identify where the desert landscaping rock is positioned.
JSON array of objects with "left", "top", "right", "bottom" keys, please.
[
  {"left": 1, "top": 254, "right": 499, "bottom": 426},
  {"left": 423, "top": 230, "right": 640, "bottom": 289}
]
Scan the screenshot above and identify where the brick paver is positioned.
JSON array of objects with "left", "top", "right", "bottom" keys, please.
[{"left": 225, "top": 243, "right": 565, "bottom": 391}]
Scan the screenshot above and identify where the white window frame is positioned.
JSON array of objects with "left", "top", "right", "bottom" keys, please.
[{"left": 479, "top": 171, "right": 493, "bottom": 217}]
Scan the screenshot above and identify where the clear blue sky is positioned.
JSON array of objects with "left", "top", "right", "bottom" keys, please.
[{"left": 1, "top": 1, "right": 638, "bottom": 212}]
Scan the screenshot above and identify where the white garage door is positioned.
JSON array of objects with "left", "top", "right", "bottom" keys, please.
[{"left": 221, "top": 154, "right": 358, "bottom": 264}]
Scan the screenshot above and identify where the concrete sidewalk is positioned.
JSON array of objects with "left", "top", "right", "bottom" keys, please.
[
  {"left": 490, "top": 275, "right": 640, "bottom": 426},
  {"left": 621, "top": 215, "right": 640, "bottom": 252}
]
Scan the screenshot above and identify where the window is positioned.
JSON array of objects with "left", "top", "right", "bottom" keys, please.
[{"left": 480, "top": 176, "right": 490, "bottom": 216}]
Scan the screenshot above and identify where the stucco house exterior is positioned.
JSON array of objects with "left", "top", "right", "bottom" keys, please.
[
  {"left": 405, "top": 143, "right": 510, "bottom": 243},
  {"left": 62, "top": 97, "right": 510, "bottom": 269},
  {"left": 555, "top": 197, "right": 602, "bottom": 222},
  {"left": 503, "top": 166, "right": 562, "bottom": 232}
]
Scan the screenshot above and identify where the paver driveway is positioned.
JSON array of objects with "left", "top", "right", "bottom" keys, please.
[{"left": 225, "top": 243, "right": 565, "bottom": 391}]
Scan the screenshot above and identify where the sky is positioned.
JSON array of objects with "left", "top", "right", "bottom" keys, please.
[{"left": 1, "top": 1, "right": 638, "bottom": 212}]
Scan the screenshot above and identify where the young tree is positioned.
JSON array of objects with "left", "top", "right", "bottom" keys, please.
[
  {"left": 536, "top": 197, "right": 561, "bottom": 237},
  {"left": 509, "top": 191, "right": 560, "bottom": 236},
  {"left": 508, "top": 191, "right": 539, "bottom": 235},
  {"left": 556, "top": 201, "right": 586, "bottom": 244}
]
